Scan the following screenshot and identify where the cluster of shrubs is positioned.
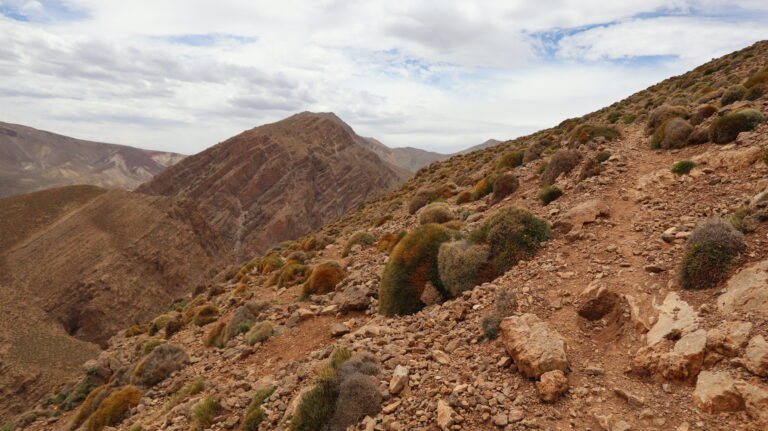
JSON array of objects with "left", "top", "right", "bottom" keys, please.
[
  {"left": 68, "top": 385, "right": 141, "bottom": 431},
  {"left": 379, "top": 206, "right": 549, "bottom": 316},
  {"left": 680, "top": 218, "right": 745, "bottom": 290},
  {"left": 289, "top": 349, "right": 382, "bottom": 431}
]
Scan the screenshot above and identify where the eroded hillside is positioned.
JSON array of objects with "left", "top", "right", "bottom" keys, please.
[{"left": 10, "top": 41, "right": 768, "bottom": 431}]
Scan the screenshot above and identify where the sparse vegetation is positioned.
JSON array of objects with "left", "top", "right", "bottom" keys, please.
[
  {"left": 379, "top": 224, "right": 458, "bottom": 316},
  {"left": 342, "top": 231, "right": 375, "bottom": 257},
  {"left": 538, "top": 185, "right": 563, "bottom": 205},
  {"left": 193, "top": 305, "right": 220, "bottom": 326},
  {"left": 245, "top": 321, "right": 274, "bottom": 345},
  {"left": 204, "top": 322, "right": 226, "bottom": 348},
  {"left": 746, "top": 83, "right": 767, "bottom": 101},
  {"left": 240, "top": 387, "right": 275, "bottom": 431},
  {"left": 491, "top": 172, "right": 519, "bottom": 204},
  {"left": 470, "top": 173, "right": 497, "bottom": 201},
  {"left": 744, "top": 67, "right": 768, "bottom": 88},
  {"left": 596, "top": 151, "right": 611, "bottom": 163},
  {"left": 190, "top": 396, "right": 221, "bottom": 431},
  {"left": 270, "top": 263, "right": 310, "bottom": 287},
  {"left": 671, "top": 160, "right": 696, "bottom": 175},
  {"left": 647, "top": 104, "right": 688, "bottom": 133},
  {"left": 541, "top": 150, "right": 581, "bottom": 185},
  {"left": 496, "top": 150, "right": 524, "bottom": 169},
  {"left": 418, "top": 202, "right": 455, "bottom": 225},
  {"left": 481, "top": 288, "right": 517, "bottom": 340},
  {"left": 256, "top": 254, "right": 284, "bottom": 274},
  {"left": 301, "top": 262, "right": 346, "bottom": 297},
  {"left": 681, "top": 218, "right": 746, "bottom": 290},
  {"left": 86, "top": 385, "right": 141, "bottom": 431},
  {"left": 720, "top": 84, "right": 747, "bottom": 105},
  {"left": 709, "top": 108, "right": 765, "bottom": 144},
  {"left": 568, "top": 124, "right": 618, "bottom": 147},
  {"left": 289, "top": 348, "right": 352, "bottom": 431}
]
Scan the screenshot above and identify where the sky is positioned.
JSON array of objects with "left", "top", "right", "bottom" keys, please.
[{"left": 1, "top": 1, "right": 768, "bottom": 154}]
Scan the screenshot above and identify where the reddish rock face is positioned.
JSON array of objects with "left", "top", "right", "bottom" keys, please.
[{"left": 136, "top": 112, "right": 409, "bottom": 256}]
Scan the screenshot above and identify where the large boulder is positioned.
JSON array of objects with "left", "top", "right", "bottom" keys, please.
[
  {"left": 692, "top": 371, "right": 745, "bottom": 413},
  {"left": 736, "top": 382, "right": 768, "bottom": 422},
  {"left": 499, "top": 314, "right": 569, "bottom": 378},
  {"left": 659, "top": 329, "right": 707, "bottom": 380},
  {"left": 131, "top": 344, "right": 189, "bottom": 386},
  {"left": 717, "top": 260, "right": 768, "bottom": 318},
  {"left": 552, "top": 199, "right": 610, "bottom": 234},
  {"left": 706, "top": 321, "right": 752, "bottom": 357}
]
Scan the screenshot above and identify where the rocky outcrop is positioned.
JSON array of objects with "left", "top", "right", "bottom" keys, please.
[
  {"left": 692, "top": 371, "right": 745, "bottom": 413},
  {"left": 137, "top": 112, "right": 409, "bottom": 256},
  {"left": 499, "top": 313, "right": 569, "bottom": 378},
  {"left": 646, "top": 292, "right": 698, "bottom": 346},
  {"left": 745, "top": 335, "right": 768, "bottom": 377},
  {"left": 717, "top": 260, "right": 768, "bottom": 318},
  {"left": 0, "top": 121, "right": 184, "bottom": 198}
]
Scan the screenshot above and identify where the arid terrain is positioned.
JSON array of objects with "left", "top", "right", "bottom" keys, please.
[{"left": 4, "top": 40, "right": 768, "bottom": 431}]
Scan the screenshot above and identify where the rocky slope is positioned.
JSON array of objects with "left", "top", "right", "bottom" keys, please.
[
  {"left": 10, "top": 42, "right": 768, "bottom": 431},
  {"left": 0, "top": 121, "right": 185, "bottom": 198},
  {"left": 0, "top": 185, "right": 229, "bottom": 418},
  {"left": 136, "top": 112, "right": 410, "bottom": 257}
]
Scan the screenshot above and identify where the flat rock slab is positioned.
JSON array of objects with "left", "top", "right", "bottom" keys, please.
[
  {"left": 647, "top": 292, "right": 698, "bottom": 347},
  {"left": 500, "top": 313, "right": 569, "bottom": 378},
  {"left": 717, "top": 260, "right": 768, "bottom": 318}
]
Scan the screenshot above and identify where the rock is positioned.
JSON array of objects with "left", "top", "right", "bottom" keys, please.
[
  {"left": 643, "top": 264, "right": 665, "bottom": 273},
  {"left": 745, "top": 335, "right": 768, "bottom": 376},
  {"left": 131, "top": 344, "right": 189, "bottom": 386},
  {"left": 436, "top": 400, "right": 456, "bottom": 430},
  {"left": 499, "top": 313, "right": 569, "bottom": 378},
  {"left": 296, "top": 308, "right": 314, "bottom": 320},
  {"left": 692, "top": 371, "right": 745, "bottom": 413},
  {"left": 646, "top": 292, "right": 698, "bottom": 347},
  {"left": 717, "top": 260, "right": 768, "bottom": 318},
  {"left": 329, "top": 323, "right": 349, "bottom": 337},
  {"left": 552, "top": 199, "right": 611, "bottom": 234},
  {"left": 431, "top": 350, "right": 450, "bottom": 365},
  {"left": 706, "top": 321, "right": 752, "bottom": 357},
  {"left": 508, "top": 408, "right": 524, "bottom": 422},
  {"left": 624, "top": 294, "right": 650, "bottom": 332},
  {"left": 332, "top": 286, "right": 370, "bottom": 313},
  {"left": 493, "top": 413, "right": 508, "bottom": 427},
  {"left": 736, "top": 382, "right": 768, "bottom": 421},
  {"left": 692, "top": 145, "right": 762, "bottom": 171},
  {"left": 536, "top": 370, "right": 568, "bottom": 402},
  {"left": 660, "top": 329, "right": 707, "bottom": 381},
  {"left": 389, "top": 365, "right": 409, "bottom": 395},
  {"left": 577, "top": 290, "right": 619, "bottom": 321},
  {"left": 420, "top": 281, "right": 441, "bottom": 306}
]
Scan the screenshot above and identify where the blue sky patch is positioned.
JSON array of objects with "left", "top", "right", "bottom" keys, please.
[{"left": 163, "top": 34, "right": 258, "bottom": 46}]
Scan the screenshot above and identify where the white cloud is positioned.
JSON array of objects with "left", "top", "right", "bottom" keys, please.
[{"left": 0, "top": 1, "right": 766, "bottom": 154}]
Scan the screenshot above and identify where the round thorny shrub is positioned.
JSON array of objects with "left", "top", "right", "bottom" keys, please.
[
  {"left": 720, "top": 85, "right": 747, "bottom": 105},
  {"left": 496, "top": 150, "right": 524, "bottom": 169},
  {"left": 745, "top": 83, "right": 767, "bottom": 101},
  {"left": 301, "top": 262, "right": 346, "bottom": 297},
  {"left": 650, "top": 118, "right": 693, "bottom": 149},
  {"left": 537, "top": 185, "right": 563, "bottom": 205},
  {"left": 709, "top": 108, "right": 765, "bottom": 144},
  {"left": 437, "top": 240, "right": 492, "bottom": 297},
  {"left": 491, "top": 172, "right": 519, "bottom": 204},
  {"left": 342, "top": 231, "right": 375, "bottom": 257},
  {"left": 470, "top": 206, "right": 550, "bottom": 276},
  {"left": 671, "top": 160, "right": 696, "bottom": 175},
  {"left": 647, "top": 104, "right": 688, "bottom": 134},
  {"left": 418, "top": 202, "right": 455, "bottom": 225},
  {"left": 680, "top": 218, "right": 746, "bottom": 290},
  {"left": 378, "top": 224, "right": 459, "bottom": 316},
  {"left": 690, "top": 104, "right": 717, "bottom": 126},
  {"left": 567, "top": 124, "right": 618, "bottom": 147},
  {"left": 540, "top": 150, "right": 581, "bottom": 185}
]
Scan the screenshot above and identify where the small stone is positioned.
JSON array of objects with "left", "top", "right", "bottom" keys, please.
[
  {"left": 329, "top": 323, "right": 349, "bottom": 337},
  {"left": 493, "top": 413, "right": 508, "bottom": 427},
  {"left": 389, "top": 365, "right": 409, "bottom": 395},
  {"left": 436, "top": 400, "right": 456, "bottom": 431},
  {"left": 536, "top": 370, "right": 569, "bottom": 402},
  {"left": 643, "top": 265, "right": 665, "bottom": 273},
  {"left": 432, "top": 350, "right": 450, "bottom": 365}
]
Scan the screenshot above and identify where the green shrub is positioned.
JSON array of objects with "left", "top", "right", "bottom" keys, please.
[
  {"left": 671, "top": 160, "right": 696, "bottom": 175},
  {"left": 647, "top": 104, "right": 688, "bottom": 133},
  {"left": 270, "top": 263, "right": 310, "bottom": 288},
  {"left": 651, "top": 118, "right": 693, "bottom": 149},
  {"left": 246, "top": 322, "right": 274, "bottom": 345},
  {"left": 256, "top": 254, "right": 284, "bottom": 274},
  {"left": 470, "top": 206, "right": 550, "bottom": 275},
  {"left": 690, "top": 104, "right": 717, "bottom": 125},
  {"left": 746, "top": 83, "right": 767, "bottom": 101},
  {"left": 407, "top": 189, "right": 439, "bottom": 214},
  {"left": 193, "top": 305, "right": 220, "bottom": 327},
  {"left": 496, "top": 151, "right": 524, "bottom": 169},
  {"left": 86, "top": 386, "right": 141, "bottom": 431},
  {"left": 481, "top": 314, "right": 502, "bottom": 340},
  {"left": 437, "top": 241, "right": 491, "bottom": 297},
  {"left": 326, "top": 374, "right": 381, "bottom": 431},
  {"left": 290, "top": 348, "right": 352, "bottom": 431},
  {"left": 541, "top": 150, "right": 581, "bottom": 185},
  {"left": 301, "top": 262, "right": 346, "bottom": 297},
  {"left": 342, "top": 231, "right": 375, "bottom": 257},
  {"left": 568, "top": 124, "right": 618, "bottom": 147},
  {"left": 68, "top": 385, "right": 108, "bottom": 431},
  {"left": 491, "top": 172, "right": 519, "bottom": 204},
  {"left": 744, "top": 68, "right": 768, "bottom": 88},
  {"left": 158, "top": 379, "right": 206, "bottom": 417},
  {"left": 709, "top": 108, "right": 765, "bottom": 144},
  {"left": 538, "top": 185, "right": 563, "bottom": 205},
  {"left": 190, "top": 396, "right": 221, "bottom": 431},
  {"left": 239, "top": 387, "right": 275, "bottom": 431},
  {"left": 379, "top": 224, "right": 458, "bottom": 316},
  {"left": 418, "top": 202, "right": 455, "bottom": 225},
  {"left": 730, "top": 208, "right": 757, "bottom": 234},
  {"left": 681, "top": 218, "right": 745, "bottom": 290},
  {"left": 470, "top": 173, "right": 497, "bottom": 200},
  {"left": 720, "top": 85, "right": 747, "bottom": 105}
]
